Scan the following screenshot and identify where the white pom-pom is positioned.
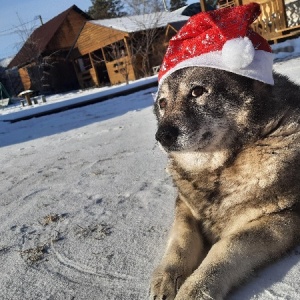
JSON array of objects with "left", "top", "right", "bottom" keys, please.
[{"left": 221, "top": 37, "right": 255, "bottom": 70}]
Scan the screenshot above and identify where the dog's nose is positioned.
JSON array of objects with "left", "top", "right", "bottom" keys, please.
[{"left": 155, "top": 125, "right": 179, "bottom": 148}]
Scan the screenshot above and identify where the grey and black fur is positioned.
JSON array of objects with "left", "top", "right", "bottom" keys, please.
[{"left": 150, "top": 66, "right": 300, "bottom": 299}]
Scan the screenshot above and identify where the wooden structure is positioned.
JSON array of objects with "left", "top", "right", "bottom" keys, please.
[
  {"left": 250, "top": 0, "right": 300, "bottom": 42},
  {"left": 70, "top": 11, "right": 190, "bottom": 88},
  {"left": 168, "top": 0, "right": 299, "bottom": 44},
  {"left": 8, "top": 5, "right": 91, "bottom": 93},
  {"left": 217, "top": 0, "right": 238, "bottom": 8},
  {"left": 18, "top": 90, "right": 34, "bottom": 106},
  {"left": 219, "top": 0, "right": 300, "bottom": 43},
  {"left": 71, "top": 22, "right": 134, "bottom": 88}
]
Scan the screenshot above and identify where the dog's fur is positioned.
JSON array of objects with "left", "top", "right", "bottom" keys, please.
[{"left": 150, "top": 66, "right": 300, "bottom": 300}]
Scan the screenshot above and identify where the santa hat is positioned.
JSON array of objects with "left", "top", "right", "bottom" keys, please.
[{"left": 158, "top": 3, "right": 274, "bottom": 86}]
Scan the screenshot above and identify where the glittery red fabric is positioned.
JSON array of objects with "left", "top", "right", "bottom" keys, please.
[{"left": 158, "top": 3, "right": 271, "bottom": 82}]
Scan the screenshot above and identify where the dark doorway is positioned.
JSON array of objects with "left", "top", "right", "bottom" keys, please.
[{"left": 91, "top": 49, "right": 110, "bottom": 86}]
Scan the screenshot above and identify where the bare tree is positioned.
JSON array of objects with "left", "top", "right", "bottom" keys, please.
[
  {"left": 127, "top": 12, "right": 167, "bottom": 77},
  {"left": 118, "top": 1, "right": 172, "bottom": 77},
  {"left": 86, "top": 7, "right": 174, "bottom": 84},
  {"left": 14, "top": 14, "right": 57, "bottom": 93},
  {"left": 102, "top": 39, "right": 132, "bottom": 84},
  {"left": 124, "top": 0, "right": 166, "bottom": 15},
  {"left": 1, "top": 67, "right": 23, "bottom": 97},
  {"left": 170, "top": 0, "right": 187, "bottom": 11}
]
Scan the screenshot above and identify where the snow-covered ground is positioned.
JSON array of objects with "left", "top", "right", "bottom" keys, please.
[
  {"left": 0, "top": 76, "right": 158, "bottom": 121},
  {"left": 0, "top": 38, "right": 300, "bottom": 300}
]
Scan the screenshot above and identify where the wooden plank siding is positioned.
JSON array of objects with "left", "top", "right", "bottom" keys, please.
[
  {"left": 235, "top": 0, "right": 300, "bottom": 43},
  {"left": 76, "top": 23, "right": 129, "bottom": 55},
  {"left": 46, "top": 10, "right": 88, "bottom": 53},
  {"left": 18, "top": 68, "right": 31, "bottom": 91},
  {"left": 241, "top": 0, "right": 287, "bottom": 41},
  {"left": 73, "top": 22, "right": 137, "bottom": 88},
  {"left": 106, "top": 56, "right": 136, "bottom": 85}
]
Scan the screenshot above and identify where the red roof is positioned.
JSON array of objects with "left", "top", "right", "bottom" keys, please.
[{"left": 8, "top": 5, "right": 90, "bottom": 68}]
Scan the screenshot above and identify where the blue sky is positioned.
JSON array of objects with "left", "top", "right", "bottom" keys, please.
[
  {"left": 0, "top": 0, "right": 91, "bottom": 59},
  {"left": 0, "top": 0, "right": 195, "bottom": 60}
]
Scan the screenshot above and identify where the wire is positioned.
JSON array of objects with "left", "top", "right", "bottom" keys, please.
[{"left": 0, "top": 18, "right": 38, "bottom": 34}]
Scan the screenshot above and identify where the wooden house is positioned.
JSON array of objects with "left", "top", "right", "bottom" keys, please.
[
  {"left": 244, "top": 0, "right": 300, "bottom": 43},
  {"left": 216, "top": 0, "right": 300, "bottom": 43},
  {"left": 8, "top": 5, "right": 91, "bottom": 94},
  {"left": 69, "top": 11, "right": 190, "bottom": 88}
]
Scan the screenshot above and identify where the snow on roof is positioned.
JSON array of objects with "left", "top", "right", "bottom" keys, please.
[{"left": 89, "top": 9, "right": 190, "bottom": 33}]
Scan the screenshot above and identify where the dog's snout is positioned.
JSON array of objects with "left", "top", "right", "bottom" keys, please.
[{"left": 156, "top": 125, "right": 179, "bottom": 148}]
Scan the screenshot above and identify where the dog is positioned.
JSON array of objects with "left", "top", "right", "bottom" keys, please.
[{"left": 149, "top": 66, "right": 300, "bottom": 299}]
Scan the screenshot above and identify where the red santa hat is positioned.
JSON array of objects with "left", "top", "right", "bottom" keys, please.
[{"left": 158, "top": 3, "right": 274, "bottom": 85}]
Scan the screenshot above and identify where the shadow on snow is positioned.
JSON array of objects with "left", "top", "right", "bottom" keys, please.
[{"left": 0, "top": 87, "right": 156, "bottom": 148}]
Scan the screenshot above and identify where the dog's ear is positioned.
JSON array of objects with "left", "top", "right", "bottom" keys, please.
[
  {"left": 252, "top": 79, "right": 272, "bottom": 95},
  {"left": 247, "top": 79, "right": 277, "bottom": 126}
]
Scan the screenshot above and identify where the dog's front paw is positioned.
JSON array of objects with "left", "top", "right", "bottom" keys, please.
[
  {"left": 149, "top": 267, "right": 185, "bottom": 300},
  {"left": 174, "top": 278, "right": 221, "bottom": 300},
  {"left": 175, "top": 288, "right": 214, "bottom": 300}
]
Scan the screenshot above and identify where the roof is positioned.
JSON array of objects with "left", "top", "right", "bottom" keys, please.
[
  {"left": 177, "top": 3, "right": 202, "bottom": 16},
  {"left": 89, "top": 9, "right": 190, "bottom": 33},
  {"left": 167, "top": 20, "right": 188, "bottom": 32},
  {"left": 8, "top": 5, "right": 91, "bottom": 68}
]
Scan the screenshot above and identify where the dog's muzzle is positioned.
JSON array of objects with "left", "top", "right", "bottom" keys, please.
[{"left": 155, "top": 125, "right": 179, "bottom": 149}]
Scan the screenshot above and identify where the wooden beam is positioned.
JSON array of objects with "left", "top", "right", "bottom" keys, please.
[
  {"left": 200, "top": 0, "right": 206, "bottom": 12},
  {"left": 89, "top": 52, "right": 99, "bottom": 86},
  {"left": 124, "top": 37, "right": 131, "bottom": 59},
  {"left": 101, "top": 47, "right": 107, "bottom": 63}
]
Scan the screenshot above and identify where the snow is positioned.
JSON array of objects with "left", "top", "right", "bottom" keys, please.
[
  {"left": 0, "top": 76, "right": 158, "bottom": 121},
  {"left": 272, "top": 35, "right": 300, "bottom": 61},
  {"left": 0, "top": 38, "right": 300, "bottom": 300},
  {"left": 90, "top": 10, "right": 189, "bottom": 33},
  {"left": 0, "top": 57, "right": 13, "bottom": 68}
]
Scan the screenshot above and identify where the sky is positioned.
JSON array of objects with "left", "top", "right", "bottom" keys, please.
[
  {"left": 0, "top": 0, "right": 195, "bottom": 60},
  {"left": 0, "top": 0, "right": 92, "bottom": 59}
]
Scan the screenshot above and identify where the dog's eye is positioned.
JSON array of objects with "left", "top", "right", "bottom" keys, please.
[
  {"left": 158, "top": 98, "right": 167, "bottom": 109},
  {"left": 191, "top": 86, "right": 207, "bottom": 97}
]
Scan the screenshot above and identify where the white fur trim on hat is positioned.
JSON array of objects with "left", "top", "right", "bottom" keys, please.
[{"left": 159, "top": 49, "right": 274, "bottom": 87}]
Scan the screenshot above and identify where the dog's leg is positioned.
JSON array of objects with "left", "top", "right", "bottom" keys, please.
[
  {"left": 150, "top": 197, "right": 206, "bottom": 300},
  {"left": 174, "top": 212, "right": 300, "bottom": 300}
]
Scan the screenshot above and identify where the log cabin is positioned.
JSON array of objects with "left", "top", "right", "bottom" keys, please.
[
  {"left": 69, "top": 10, "right": 190, "bottom": 88},
  {"left": 8, "top": 5, "right": 91, "bottom": 94}
]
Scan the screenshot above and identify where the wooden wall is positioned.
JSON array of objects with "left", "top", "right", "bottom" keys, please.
[
  {"left": 73, "top": 22, "right": 137, "bottom": 88},
  {"left": 16, "top": 7, "right": 87, "bottom": 92},
  {"left": 74, "top": 66, "right": 99, "bottom": 88},
  {"left": 47, "top": 10, "right": 88, "bottom": 53},
  {"left": 106, "top": 56, "right": 136, "bottom": 85},
  {"left": 242, "top": 0, "right": 287, "bottom": 41},
  {"left": 18, "top": 67, "right": 31, "bottom": 90},
  {"left": 76, "top": 23, "right": 128, "bottom": 56}
]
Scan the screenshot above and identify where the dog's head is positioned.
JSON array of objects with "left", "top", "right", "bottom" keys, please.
[{"left": 154, "top": 67, "right": 273, "bottom": 154}]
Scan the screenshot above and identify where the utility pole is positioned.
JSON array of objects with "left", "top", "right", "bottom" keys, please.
[
  {"left": 38, "top": 15, "right": 43, "bottom": 25},
  {"left": 200, "top": 0, "right": 207, "bottom": 11}
]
